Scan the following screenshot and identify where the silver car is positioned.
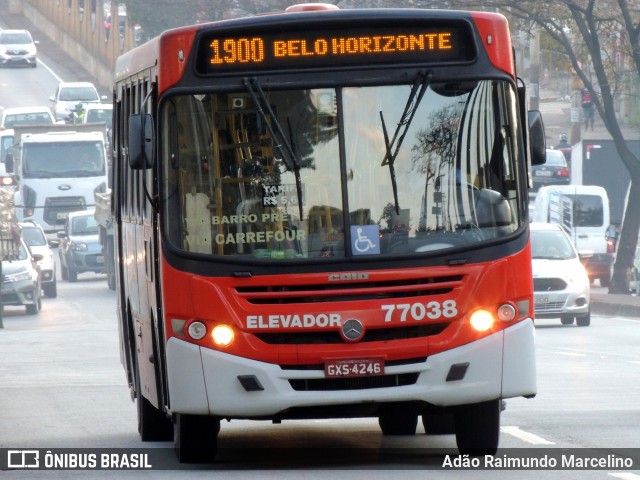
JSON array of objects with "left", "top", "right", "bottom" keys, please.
[
  {"left": 1, "top": 238, "right": 42, "bottom": 314},
  {"left": 531, "top": 222, "right": 591, "bottom": 326},
  {"left": 57, "top": 210, "right": 105, "bottom": 282}
]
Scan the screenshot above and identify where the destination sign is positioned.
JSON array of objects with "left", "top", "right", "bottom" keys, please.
[{"left": 195, "top": 24, "right": 476, "bottom": 74}]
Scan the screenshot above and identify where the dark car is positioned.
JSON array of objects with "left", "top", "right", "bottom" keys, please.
[
  {"left": 57, "top": 210, "right": 105, "bottom": 282},
  {"left": 531, "top": 149, "right": 571, "bottom": 191},
  {"left": 1, "top": 238, "right": 42, "bottom": 314}
]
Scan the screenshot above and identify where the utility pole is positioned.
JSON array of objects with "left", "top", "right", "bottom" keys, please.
[{"left": 529, "top": 27, "right": 540, "bottom": 111}]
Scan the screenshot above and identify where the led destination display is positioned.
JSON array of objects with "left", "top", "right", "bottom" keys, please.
[{"left": 195, "top": 24, "right": 476, "bottom": 73}]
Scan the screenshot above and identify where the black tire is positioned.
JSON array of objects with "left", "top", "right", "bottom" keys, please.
[
  {"left": 422, "top": 412, "right": 455, "bottom": 435},
  {"left": 561, "top": 318, "right": 574, "bottom": 325},
  {"left": 599, "top": 274, "right": 610, "bottom": 287},
  {"left": 174, "top": 413, "right": 220, "bottom": 463},
  {"left": 107, "top": 274, "right": 116, "bottom": 291},
  {"left": 25, "top": 293, "right": 41, "bottom": 315},
  {"left": 454, "top": 399, "right": 501, "bottom": 456},
  {"left": 68, "top": 269, "right": 78, "bottom": 282},
  {"left": 378, "top": 404, "right": 418, "bottom": 435},
  {"left": 576, "top": 312, "right": 591, "bottom": 327},
  {"left": 60, "top": 262, "right": 68, "bottom": 281},
  {"left": 43, "top": 279, "right": 57, "bottom": 298}
]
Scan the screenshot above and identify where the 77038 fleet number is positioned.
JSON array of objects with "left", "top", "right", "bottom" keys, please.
[{"left": 381, "top": 300, "right": 458, "bottom": 322}]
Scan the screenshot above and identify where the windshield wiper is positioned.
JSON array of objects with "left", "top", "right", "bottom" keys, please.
[
  {"left": 243, "top": 77, "right": 304, "bottom": 218},
  {"left": 380, "top": 71, "right": 432, "bottom": 214}
]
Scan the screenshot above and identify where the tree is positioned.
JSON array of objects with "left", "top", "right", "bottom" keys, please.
[{"left": 442, "top": 0, "right": 640, "bottom": 294}]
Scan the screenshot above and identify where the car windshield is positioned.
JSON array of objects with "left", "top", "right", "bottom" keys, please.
[
  {"left": 22, "top": 227, "right": 47, "bottom": 247},
  {"left": 86, "top": 109, "right": 112, "bottom": 123},
  {"left": 3, "top": 113, "right": 53, "bottom": 128},
  {"left": 22, "top": 141, "right": 105, "bottom": 178},
  {"left": 71, "top": 215, "right": 98, "bottom": 235},
  {"left": 160, "top": 79, "right": 524, "bottom": 260},
  {"left": 0, "top": 32, "right": 31, "bottom": 44},
  {"left": 59, "top": 87, "right": 99, "bottom": 102},
  {"left": 531, "top": 229, "right": 576, "bottom": 260},
  {"left": 545, "top": 151, "right": 566, "bottom": 166}
]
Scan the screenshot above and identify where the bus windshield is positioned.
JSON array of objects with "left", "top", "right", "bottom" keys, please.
[{"left": 161, "top": 79, "right": 522, "bottom": 259}]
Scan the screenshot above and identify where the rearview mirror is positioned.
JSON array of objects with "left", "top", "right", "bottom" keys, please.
[{"left": 528, "top": 110, "right": 546, "bottom": 165}]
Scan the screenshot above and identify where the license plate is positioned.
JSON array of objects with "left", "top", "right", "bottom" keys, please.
[
  {"left": 96, "top": 255, "right": 104, "bottom": 264},
  {"left": 535, "top": 170, "right": 552, "bottom": 176},
  {"left": 535, "top": 295, "right": 549, "bottom": 305},
  {"left": 325, "top": 358, "right": 384, "bottom": 378}
]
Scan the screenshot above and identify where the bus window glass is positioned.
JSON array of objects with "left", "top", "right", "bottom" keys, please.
[
  {"left": 161, "top": 90, "right": 341, "bottom": 258},
  {"left": 160, "top": 80, "right": 521, "bottom": 259}
]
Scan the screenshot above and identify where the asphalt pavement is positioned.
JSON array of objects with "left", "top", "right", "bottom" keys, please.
[{"left": 2, "top": 3, "right": 639, "bottom": 321}]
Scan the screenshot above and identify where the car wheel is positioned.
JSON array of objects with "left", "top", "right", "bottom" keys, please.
[
  {"left": 599, "top": 273, "right": 610, "bottom": 287},
  {"left": 43, "top": 278, "right": 57, "bottom": 298},
  {"left": 60, "top": 261, "right": 68, "bottom": 281},
  {"left": 378, "top": 404, "right": 418, "bottom": 435},
  {"left": 454, "top": 399, "right": 500, "bottom": 456},
  {"left": 68, "top": 269, "right": 78, "bottom": 282},
  {"left": 107, "top": 274, "right": 116, "bottom": 291},
  {"left": 634, "top": 269, "right": 640, "bottom": 296},
  {"left": 561, "top": 318, "right": 574, "bottom": 325},
  {"left": 576, "top": 312, "right": 591, "bottom": 327},
  {"left": 25, "top": 292, "right": 41, "bottom": 315}
]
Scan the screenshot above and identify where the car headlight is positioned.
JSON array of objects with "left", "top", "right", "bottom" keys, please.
[
  {"left": 71, "top": 242, "right": 88, "bottom": 251},
  {"left": 38, "top": 253, "right": 54, "bottom": 265},
  {"left": 4, "top": 271, "right": 32, "bottom": 283}
]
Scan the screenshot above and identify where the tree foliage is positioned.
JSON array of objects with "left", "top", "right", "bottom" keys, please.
[{"left": 460, "top": 0, "right": 640, "bottom": 294}]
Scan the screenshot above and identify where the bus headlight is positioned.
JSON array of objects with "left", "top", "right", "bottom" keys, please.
[
  {"left": 212, "top": 325, "right": 234, "bottom": 347},
  {"left": 187, "top": 321, "right": 207, "bottom": 340},
  {"left": 469, "top": 309, "right": 495, "bottom": 332}
]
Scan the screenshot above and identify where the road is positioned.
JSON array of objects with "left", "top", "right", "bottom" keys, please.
[
  {"left": 1, "top": 11, "right": 640, "bottom": 480},
  {"left": 0, "top": 271, "right": 639, "bottom": 479}
]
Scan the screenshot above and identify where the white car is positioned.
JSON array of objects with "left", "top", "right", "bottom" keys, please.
[
  {"left": 49, "top": 81, "right": 105, "bottom": 123},
  {"left": 531, "top": 222, "right": 591, "bottom": 326},
  {"left": 83, "top": 103, "right": 113, "bottom": 125},
  {"left": 0, "top": 29, "right": 38, "bottom": 68},
  {"left": 0, "top": 105, "right": 55, "bottom": 130},
  {"left": 20, "top": 221, "right": 58, "bottom": 298}
]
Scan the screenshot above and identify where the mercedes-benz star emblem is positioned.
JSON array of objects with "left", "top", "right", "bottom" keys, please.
[{"left": 341, "top": 319, "right": 364, "bottom": 342}]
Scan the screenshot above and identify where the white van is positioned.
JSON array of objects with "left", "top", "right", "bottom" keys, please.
[{"left": 533, "top": 185, "right": 613, "bottom": 286}]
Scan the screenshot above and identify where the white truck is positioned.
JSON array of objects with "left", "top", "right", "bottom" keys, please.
[
  {"left": 7, "top": 124, "right": 109, "bottom": 235},
  {"left": 533, "top": 184, "right": 614, "bottom": 286}
]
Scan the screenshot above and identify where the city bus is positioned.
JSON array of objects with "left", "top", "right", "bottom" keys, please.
[{"left": 112, "top": 3, "right": 546, "bottom": 462}]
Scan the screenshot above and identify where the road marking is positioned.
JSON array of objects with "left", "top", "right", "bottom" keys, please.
[
  {"left": 555, "top": 351, "right": 587, "bottom": 357},
  {"left": 609, "top": 474, "right": 640, "bottom": 480},
  {"left": 501, "top": 426, "right": 555, "bottom": 445}
]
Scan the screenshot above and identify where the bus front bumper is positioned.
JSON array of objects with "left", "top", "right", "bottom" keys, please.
[{"left": 166, "top": 318, "right": 536, "bottom": 417}]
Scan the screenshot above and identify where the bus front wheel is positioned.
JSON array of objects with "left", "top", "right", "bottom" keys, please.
[
  {"left": 454, "top": 399, "right": 500, "bottom": 455},
  {"left": 174, "top": 413, "right": 220, "bottom": 463}
]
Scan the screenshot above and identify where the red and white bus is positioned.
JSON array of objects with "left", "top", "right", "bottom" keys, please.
[{"left": 112, "top": 3, "right": 545, "bottom": 462}]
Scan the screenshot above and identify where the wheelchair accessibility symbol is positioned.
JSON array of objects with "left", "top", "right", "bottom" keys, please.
[{"left": 351, "top": 225, "right": 380, "bottom": 255}]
